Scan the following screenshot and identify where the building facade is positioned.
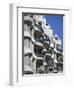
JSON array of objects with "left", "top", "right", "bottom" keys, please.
[{"left": 23, "top": 14, "right": 63, "bottom": 75}]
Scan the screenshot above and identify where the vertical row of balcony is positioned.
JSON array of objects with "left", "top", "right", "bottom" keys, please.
[{"left": 24, "top": 15, "right": 33, "bottom": 74}]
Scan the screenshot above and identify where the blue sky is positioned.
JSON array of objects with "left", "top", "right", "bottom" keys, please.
[{"left": 44, "top": 15, "right": 63, "bottom": 49}]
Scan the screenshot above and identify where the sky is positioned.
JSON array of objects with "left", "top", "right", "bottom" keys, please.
[{"left": 44, "top": 15, "right": 63, "bottom": 49}]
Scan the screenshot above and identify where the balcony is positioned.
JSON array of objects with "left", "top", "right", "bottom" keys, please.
[
  {"left": 31, "top": 37, "right": 43, "bottom": 47},
  {"left": 24, "top": 31, "right": 31, "bottom": 39},
  {"left": 42, "top": 23, "right": 53, "bottom": 39},
  {"left": 54, "top": 48, "right": 62, "bottom": 54},
  {"left": 34, "top": 26, "right": 42, "bottom": 35},
  {"left": 24, "top": 47, "right": 32, "bottom": 56},
  {"left": 33, "top": 53, "right": 44, "bottom": 60},
  {"left": 24, "top": 65, "right": 33, "bottom": 74},
  {"left": 24, "top": 16, "right": 33, "bottom": 26}
]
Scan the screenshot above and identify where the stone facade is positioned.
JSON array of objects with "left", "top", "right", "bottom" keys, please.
[{"left": 23, "top": 14, "right": 63, "bottom": 75}]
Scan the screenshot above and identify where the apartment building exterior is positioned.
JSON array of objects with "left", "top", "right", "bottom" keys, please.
[{"left": 23, "top": 14, "right": 63, "bottom": 75}]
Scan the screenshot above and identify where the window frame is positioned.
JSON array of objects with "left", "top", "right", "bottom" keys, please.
[{"left": 9, "top": 3, "right": 71, "bottom": 86}]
